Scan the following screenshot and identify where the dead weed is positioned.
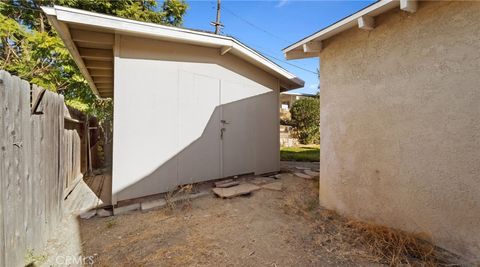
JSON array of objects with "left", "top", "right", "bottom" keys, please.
[
  {"left": 283, "top": 180, "right": 461, "bottom": 266},
  {"left": 342, "top": 220, "right": 461, "bottom": 266},
  {"left": 165, "top": 184, "right": 194, "bottom": 211},
  {"left": 105, "top": 218, "right": 117, "bottom": 229}
]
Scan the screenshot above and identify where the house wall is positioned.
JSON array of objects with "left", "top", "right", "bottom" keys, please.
[
  {"left": 113, "top": 35, "right": 280, "bottom": 203},
  {"left": 319, "top": 1, "right": 480, "bottom": 261},
  {"left": 279, "top": 93, "right": 314, "bottom": 110}
]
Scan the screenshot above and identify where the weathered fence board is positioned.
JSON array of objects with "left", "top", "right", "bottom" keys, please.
[
  {"left": 0, "top": 71, "right": 28, "bottom": 266},
  {"left": 18, "top": 76, "right": 30, "bottom": 264},
  {"left": 64, "top": 129, "right": 82, "bottom": 193},
  {"left": 0, "top": 71, "right": 8, "bottom": 267},
  {"left": 24, "top": 80, "right": 34, "bottom": 260},
  {"left": 0, "top": 70, "right": 89, "bottom": 266},
  {"left": 31, "top": 85, "right": 42, "bottom": 251}
]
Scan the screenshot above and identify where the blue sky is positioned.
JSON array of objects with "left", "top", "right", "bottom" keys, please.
[{"left": 182, "top": 0, "right": 375, "bottom": 94}]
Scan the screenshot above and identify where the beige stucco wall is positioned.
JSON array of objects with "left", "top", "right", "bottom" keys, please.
[{"left": 319, "top": 1, "right": 480, "bottom": 261}]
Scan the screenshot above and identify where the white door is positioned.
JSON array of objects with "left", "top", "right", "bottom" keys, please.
[
  {"left": 220, "top": 81, "right": 256, "bottom": 177},
  {"left": 178, "top": 71, "right": 221, "bottom": 185},
  {"left": 178, "top": 76, "right": 262, "bottom": 182}
]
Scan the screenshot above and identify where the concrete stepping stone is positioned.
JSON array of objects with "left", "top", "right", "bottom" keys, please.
[
  {"left": 304, "top": 170, "right": 319, "bottom": 176},
  {"left": 215, "top": 179, "right": 240, "bottom": 188},
  {"left": 295, "top": 166, "right": 311, "bottom": 170},
  {"left": 80, "top": 209, "right": 96, "bottom": 219},
  {"left": 270, "top": 174, "right": 284, "bottom": 179},
  {"left": 96, "top": 208, "right": 113, "bottom": 217},
  {"left": 294, "top": 172, "right": 312, "bottom": 179},
  {"left": 113, "top": 203, "right": 140, "bottom": 215},
  {"left": 251, "top": 177, "right": 276, "bottom": 185},
  {"left": 262, "top": 181, "right": 283, "bottom": 191},
  {"left": 141, "top": 198, "right": 167, "bottom": 211},
  {"left": 212, "top": 183, "right": 260, "bottom": 198}
]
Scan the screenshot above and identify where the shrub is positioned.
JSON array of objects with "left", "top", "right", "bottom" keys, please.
[
  {"left": 279, "top": 109, "right": 291, "bottom": 125},
  {"left": 289, "top": 97, "right": 320, "bottom": 144}
]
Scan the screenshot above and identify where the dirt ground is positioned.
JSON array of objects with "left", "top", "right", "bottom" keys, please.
[
  {"left": 79, "top": 163, "right": 352, "bottom": 266},
  {"left": 78, "top": 162, "right": 458, "bottom": 266}
]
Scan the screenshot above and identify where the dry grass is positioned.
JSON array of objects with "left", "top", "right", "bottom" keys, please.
[
  {"left": 24, "top": 249, "right": 48, "bottom": 267},
  {"left": 105, "top": 218, "right": 116, "bottom": 229},
  {"left": 164, "top": 184, "right": 194, "bottom": 211},
  {"left": 282, "top": 175, "right": 461, "bottom": 266},
  {"left": 344, "top": 220, "right": 462, "bottom": 266},
  {"left": 80, "top": 169, "right": 465, "bottom": 266}
]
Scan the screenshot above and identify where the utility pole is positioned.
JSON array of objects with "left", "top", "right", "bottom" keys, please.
[{"left": 210, "top": 0, "right": 223, "bottom": 34}]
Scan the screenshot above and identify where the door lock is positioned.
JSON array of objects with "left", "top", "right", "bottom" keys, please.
[{"left": 220, "top": 128, "right": 226, "bottom": 139}]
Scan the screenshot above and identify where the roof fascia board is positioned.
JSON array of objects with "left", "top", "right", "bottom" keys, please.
[
  {"left": 50, "top": 5, "right": 303, "bottom": 88},
  {"left": 285, "top": 50, "right": 318, "bottom": 60},
  {"left": 54, "top": 8, "right": 231, "bottom": 48},
  {"left": 230, "top": 41, "right": 297, "bottom": 80},
  {"left": 43, "top": 8, "right": 100, "bottom": 97},
  {"left": 53, "top": 5, "right": 230, "bottom": 40},
  {"left": 42, "top": 6, "right": 56, "bottom": 16},
  {"left": 283, "top": 0, "right": 397, "bottom": 53}
]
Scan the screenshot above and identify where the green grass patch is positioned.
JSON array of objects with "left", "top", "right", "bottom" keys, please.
[{"left": 280, "top": 145, "right": 320, "bottom": 162}]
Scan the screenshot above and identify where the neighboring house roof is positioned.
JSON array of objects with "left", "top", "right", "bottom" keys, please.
[
  {"left": 283, "top": 0, "right": 417, "bottom": 59},
  {"left": 42, "top": 5, "right": 304, "bottom": 98}
]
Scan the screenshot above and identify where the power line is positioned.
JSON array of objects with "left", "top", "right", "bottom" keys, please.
[
  {"left": 259, "top": 50, "right": 318, "bottom": 75},
  {"left": 253, "top": 44, "right": 317, "bottom": 74},
  {"left": 2, "top": 1, "right": 317, "bottom": 76},
  {"left": 224, "top": 34, "right": 318, "bottom": 75},
  {"left": 241, "top": 37, "right": 319, "bottom": 75},
  {"left": 219, "top": 5, "right": 317, "bottom": 75},
  {"left": 222, "top": 6, "right": 290, "bottom": 44}
]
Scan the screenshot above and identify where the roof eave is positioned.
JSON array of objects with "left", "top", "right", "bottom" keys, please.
[
  {"left": 283, "top": 0, "right": 417, "bottom": 60},
  {"left": 43, "top": 5, "right": 304, "bottom": 93},
  {"left": 42, "top": 6, "right": 102, "bottom": 98}
]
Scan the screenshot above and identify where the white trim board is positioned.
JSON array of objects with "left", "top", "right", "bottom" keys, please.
[{"left": 42, "top": 5, "right": 304, "bottom": 98}]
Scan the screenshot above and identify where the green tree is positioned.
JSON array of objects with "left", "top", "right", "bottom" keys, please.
[
  {"left": 0, "top": 14, "right": 94, "bottom": 103},
  {"left": 289, "top": 97, "right": 320, "bottom": 145},
  {"left": 0, "top": 0, "right": 188, "bottom": 33},
  {"left": 0, "top": 0, "right": 188, "bottom": 121}
]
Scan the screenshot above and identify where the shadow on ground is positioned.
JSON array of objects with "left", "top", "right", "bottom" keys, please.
[{"left": 75, "top": 162, "right": 365, "bottom": 266}]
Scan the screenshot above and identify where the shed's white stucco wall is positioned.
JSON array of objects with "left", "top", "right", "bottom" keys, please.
[
  {"left": 319, "top": 1, "right": 480, "bottom": 261},
  {"left": 112, "top": 35, "right": 280, "bottom": 203}
]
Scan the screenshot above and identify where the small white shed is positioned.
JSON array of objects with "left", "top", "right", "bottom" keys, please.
[{"left": 43, "top": 6, "right": 304, "bottom": 204}]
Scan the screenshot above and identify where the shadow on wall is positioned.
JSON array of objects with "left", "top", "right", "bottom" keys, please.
[
  {"left": 118, "top": 36, "right": 279, "bottom": 91},
  {"left": 114, "top": 92, "right": 275, "bottom": 203},
  {"left": 112, "top": 37, "right": 283, "bottom": 203}
]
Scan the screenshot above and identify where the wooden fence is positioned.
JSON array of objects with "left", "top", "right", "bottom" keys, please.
[
  {"left": 0, "top": 70, "right": 89, "bottom": 266},
  {"left": 64, "top": 129, "right": 82, "bottom": 193}
]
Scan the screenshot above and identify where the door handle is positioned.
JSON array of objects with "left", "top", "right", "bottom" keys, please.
[
  {"left": 221, "top": 120, "right": 230, "bottom": 124},
  {"left": 220, "top": 128, "right": 226, "bottom": 139}
]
